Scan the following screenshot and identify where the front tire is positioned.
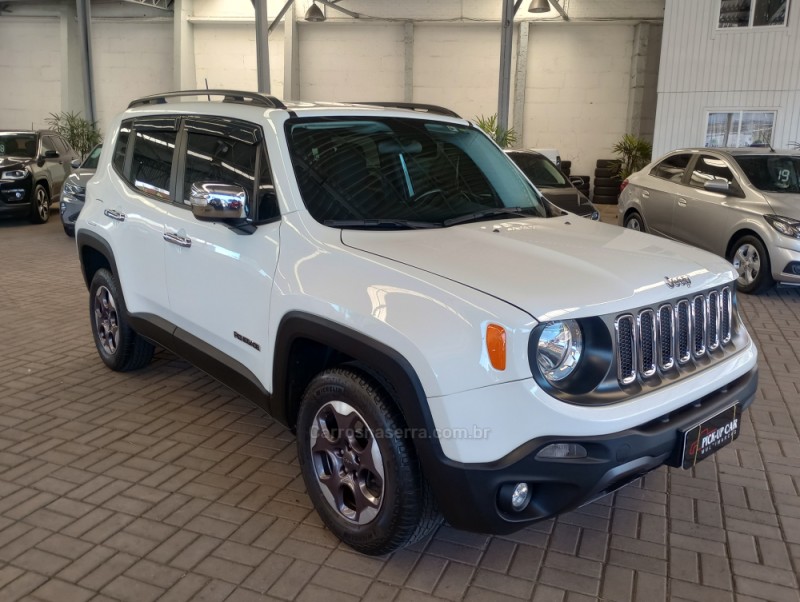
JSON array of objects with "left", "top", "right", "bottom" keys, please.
[
  {"left": 29, "top": 184, "right": 50, "bottom": 224},
  {"left": 730, "top": 235, "right": 774, "bottom": 294},
  {"left": 624, "top": 210, "right": 645, "bottom": 232},
  {"left": 89, "top": 268, "right": 154, "bottom": 371},
  {"left": 297, "top": 368, "right": 440, "bottom": 555}
]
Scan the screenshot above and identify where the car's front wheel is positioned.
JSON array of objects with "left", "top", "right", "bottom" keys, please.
[
  {"left": 29, "top": 184, "right": 50, "bottom": 224},
  {"left": 297, "top": 367, "right": 440, "bottom": 555},
  {"left": 624, "top": 210, "right": 645, "bottom": 232},
  {"left": 730, "top": 235, "right": 774, "bottom": 294},
  {"left": 89, "top": 268, "right": 154, "bottom": 371}
]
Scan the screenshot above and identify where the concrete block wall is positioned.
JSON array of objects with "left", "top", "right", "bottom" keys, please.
[
  {"left": 93, "top": 21, "right": 174, "bottom": 132},
  {"left": 194, "top": 24, "right": 285, "bottom": 98},
  {"left": 0, "top": 18, "right": 62, "bottom": 130}
]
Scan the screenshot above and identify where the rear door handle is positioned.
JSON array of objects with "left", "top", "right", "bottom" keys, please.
[
  {"left": 678, "top": 198, "right": 687, "bottom": 207},
  {"left": 104, "top": 209, "right": 125, "bottom": 222},
  {"left": 163, "top": 231, "right": 192, "bottom": 248}
]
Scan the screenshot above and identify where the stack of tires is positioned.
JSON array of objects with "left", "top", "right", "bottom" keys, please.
[{"left": 593, "top": 159, "right": 622, "bottom": 204}]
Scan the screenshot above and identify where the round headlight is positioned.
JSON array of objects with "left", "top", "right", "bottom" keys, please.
[{"left": 536, "top": 320, "right": 583, "bottom": 383}]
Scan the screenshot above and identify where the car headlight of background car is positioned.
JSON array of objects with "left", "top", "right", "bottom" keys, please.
[
  {"left": 62, "top": 180, "right": 85, "bottom": 201},
  {"left": 765, "top": 214, "right": 800, "bottom": 239},
  {"left": 1, "top": 169, "right": 28, "bottom": 180}
]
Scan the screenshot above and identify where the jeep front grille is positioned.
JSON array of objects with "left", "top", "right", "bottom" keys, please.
[{"left": 615, "top": 286, "right": 733, "bottom": 385}]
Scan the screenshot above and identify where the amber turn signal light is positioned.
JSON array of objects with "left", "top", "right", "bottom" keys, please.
[{"left": 486, "top": 324, "right": 507, "bottom": 371}]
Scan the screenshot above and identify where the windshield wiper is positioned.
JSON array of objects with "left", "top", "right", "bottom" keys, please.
[
  {"left": 324, "top": 218, "right": 441, "bottom": 229},
  {"left": 442, "top": 206, "right": 540, "bottom": 227}
]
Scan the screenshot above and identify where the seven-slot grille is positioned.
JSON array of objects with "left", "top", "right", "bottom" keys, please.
[{"left": 616, "top": 287, "right": 733, "bottom": 385}]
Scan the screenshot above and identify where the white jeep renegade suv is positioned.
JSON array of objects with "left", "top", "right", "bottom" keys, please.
[{"left": 75, "top": 90, "right": 758, "bottom": 555}]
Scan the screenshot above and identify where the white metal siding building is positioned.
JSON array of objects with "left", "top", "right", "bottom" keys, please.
[{"left": 654, "top": 0, "right": 800, "bottom": 157}]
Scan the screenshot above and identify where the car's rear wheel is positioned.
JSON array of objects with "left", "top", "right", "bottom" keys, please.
[
  {"left": 624, "top": 211, "right": 645, "bottom": 232},
  {"left": 730, "top": 235, "right": 774, "bottom": 294},
  {"left": 29, "top": 184, "right": 50, "bottom": 224},
  {"left": 89, "top": 268, "right": 154, "bottom": 371},
  {"left": 297, "top": 367, "right": 440, "bottom": 555}
]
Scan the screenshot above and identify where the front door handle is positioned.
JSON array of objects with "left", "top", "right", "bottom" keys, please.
[
  {"left": 678, "top": 198, "right": 687, "bottom": 207},
  {"left": 642, "top": 190, "right": 650, "bottom": 199},
  {"left": 104, "top": 209, "right": 125, "bottom": 222},
  {"left": 163, "top": 231, "right": 192, "bottom": 248}
]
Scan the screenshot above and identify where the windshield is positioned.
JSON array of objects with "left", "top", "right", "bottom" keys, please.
[
  {"left": 508, "top": 152, "right": 570, "bottom": 188},
  {"left": 0, "top": 134, "right": 36, "bottom": 158},
  {"left": 734, "top": 155, "right": 800, "bottom": 193},
  {"left": 286, "top": 117, "right": 547, "bottom": 227},
  {"left": 82, "top": 145, "right": 103, "bottom": 169}
]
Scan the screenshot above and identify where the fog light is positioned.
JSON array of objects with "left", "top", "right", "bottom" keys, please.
[
  {"left": 511, "top": 482, "right": 529, "bottom": 511},
  {"left": 536, "top": 442, "right": 588, "bottom": 459}
]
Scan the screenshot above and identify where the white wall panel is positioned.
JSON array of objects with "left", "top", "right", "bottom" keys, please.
[
  {"left": 92, "top": 21, "right": 174, "bottom": 132},
  {"left": 655, "top": 0, "right": 800, "bottom": 156},
  {"left": 0, "top": 18, "right": 61, "bottom": 130}
]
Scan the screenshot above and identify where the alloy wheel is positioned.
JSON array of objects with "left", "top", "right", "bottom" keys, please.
[
  {"left": 36, "top": 188, "right": 49, "bottom": 221},
  {"left": 309, "top": 400, "right": 384, "bottom": 524},
  {"left": 93, "top": 285, "right": 120, "bottom": 355},
  {"left": 733, "top": 243, "right": 761, "bottom": 286}
]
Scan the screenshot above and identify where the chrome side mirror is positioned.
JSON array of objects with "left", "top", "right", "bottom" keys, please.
[
  {"left": 190, "top": 182, "right": 247, "bottom": 221},
  {"left": 71, "top": 159, "right": 81, "bottom": 169},
  {"left": 569, "top": 176, "right": 585, "bottom": 187}
]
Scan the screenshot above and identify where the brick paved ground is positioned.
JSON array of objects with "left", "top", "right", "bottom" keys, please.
[{"left": 1, "top": 212, "right": 799, "bottom": 602}]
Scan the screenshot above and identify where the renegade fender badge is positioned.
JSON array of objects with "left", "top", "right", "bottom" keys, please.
[
  {"left": 234, "top": 331, "right": 261, "bottom": 351},
  {"left": 665, "top": 275, "right": 692, "bottom": 288}
]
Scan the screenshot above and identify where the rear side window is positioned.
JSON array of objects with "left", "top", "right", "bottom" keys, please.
[
  {"left": 52, "top": 136, "right": 69, "bottom": 155},
  {"left": 130, "top": 128, "right": 178, "bottom": 201},
  {"left": 112, "top": 125, "right": 131, "bottom": 174},
  {"left": 650, "top": 153, "right": 693, "bottom": 183},
  {"left": 689, "top": 155, "right": 736, "bottom": 189}
]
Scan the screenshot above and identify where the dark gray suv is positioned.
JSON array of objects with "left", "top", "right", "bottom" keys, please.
[{"left": 0, "top": 130, "right": 78, "bottom": 224}]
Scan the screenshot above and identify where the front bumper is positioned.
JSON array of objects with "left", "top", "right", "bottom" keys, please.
[
  {"left": 0, "top": 178, "right": 33, "bottom": 217},
  {"left": 60, "top": 196, "right": 84, "bottom": 231},
  {"left": 424, "top": 366, "right": 757, "bottom": 533},
  {"left": 770, "top": 239, "right": 800, "bottom": 285}
]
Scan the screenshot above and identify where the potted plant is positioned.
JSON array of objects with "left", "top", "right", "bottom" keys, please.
[
  {"left": 474, "top": 113, "right": 517, "bottom": 149},
  {"left": 45, "top": 111, "right": 102, "bottom": 161},
  {"left": 612, "top": 133, "right": 652, "bottom": 180}
]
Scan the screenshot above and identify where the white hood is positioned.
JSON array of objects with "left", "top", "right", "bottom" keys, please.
[{"left": 341, "top": 217, "right": 737, "bottom": 321}]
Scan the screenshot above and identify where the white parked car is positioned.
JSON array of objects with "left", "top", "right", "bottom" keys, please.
[{"left": 75, "top": 91, "right": 758, "bottom": 555}]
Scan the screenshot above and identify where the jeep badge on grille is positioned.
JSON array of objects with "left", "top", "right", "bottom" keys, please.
[{"left": 665, "top": 275, "right": 692, "bottom": 288}]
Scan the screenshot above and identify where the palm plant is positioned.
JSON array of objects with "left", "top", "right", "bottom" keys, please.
[
  {"left": 474, "top": 113, "right": 517, "bottom": 149},
  {"left": 612, "top": 133, "right": 653, "bottom": 180},
  {"left": 45, "top": 111, "right": 102, "bottom": 161}
]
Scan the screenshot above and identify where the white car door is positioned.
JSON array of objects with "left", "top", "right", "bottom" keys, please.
[
  {"left": 97, "top": 119, "right": 175, "bottom": 317},
  {"left": 162, "top": 117, "right": 280, "bottom": 385}
]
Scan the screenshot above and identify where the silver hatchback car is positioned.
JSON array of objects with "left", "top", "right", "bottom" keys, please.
[{"left": 618, "top": 147, "right": 800, "bottom": 293}]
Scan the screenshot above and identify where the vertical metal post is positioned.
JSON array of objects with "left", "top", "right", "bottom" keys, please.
[
  {"left": 497, "top": 0, "right": 515, "bottom": 131},
  {"left": 283, "top": 0, "right": 299, "bottom": 99},
  {"left": 76, "top": 0, "right": 95, "bottom": 123},
  {"left": 254, "top": 0, "right": 271, "bottom": 93},
  {"left": 404, "top": 22, "right": 414, "bottom": 102}
]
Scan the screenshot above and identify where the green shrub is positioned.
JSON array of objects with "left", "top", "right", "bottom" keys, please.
[
  {"left": 45, "top": 111, "right": 102, "bottom": 161},
  {"left": 474, "top": 113, "right": 517, "bottom": 149}
]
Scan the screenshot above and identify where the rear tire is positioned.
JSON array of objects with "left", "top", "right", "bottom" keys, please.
[
  {"left": 89, "top": 268, "right": 154, "bottom": 371},
  {"left": 297, "top": 367, "right": 441, "bottom": 555},
  {"left": 624, "top": 211, "right": 645, "bottom": 232},
  {"left": 729, "top": 235, "right": 774, "bottom": 294},
  {"left": 29, "top": 184, "right": 50, "bottom": 224}
]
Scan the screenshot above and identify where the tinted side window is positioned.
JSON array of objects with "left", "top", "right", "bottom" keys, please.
[
  {"left": 690, "top": 155, "right": 736, "bottom": 189},
  {"left": 42, "top": 136, "right": 57, "bottom": 154},
  {"left": 182, "top": 130, "right": 257, "bottom": 207},
  {"left": 650, "top": 154, "right": 692, "bottom": 183},
  {"left": 256, "top": 147, "right": 279, "bottom": 223},
  {"left": 51, "top": 136, "right": 68, "bottom": 155},
  {"left": 130, "top": 129, "right": 177, "bottom": 201},
  {"left": 113, "top": 125, "right": 131, "bottom": 174}
]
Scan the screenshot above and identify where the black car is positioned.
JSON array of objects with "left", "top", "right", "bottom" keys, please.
[
  {"left": 0, "top": 130, "right": 78, "bottom": 224},
  {"left": 506, "top": 150, "right": 599, "bottom": 220}
]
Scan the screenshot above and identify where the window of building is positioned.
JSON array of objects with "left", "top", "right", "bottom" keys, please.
[
  {"left": 705, "top": 111, "right": 775, "bottom": 148},
  {"left": 718, "top": 0, "right": 789, "bottom": 28}
]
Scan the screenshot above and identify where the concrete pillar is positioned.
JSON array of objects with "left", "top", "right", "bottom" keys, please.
[
  {"left": 76, "top": 0, "right": 96, "bottom": 123},
  {"left": 404, "top": 22, "right": 414, "bottom": 102},
  {"left": 626, "top": 22, "right": 650, "bottom": 139},
  {"left": 254, "top": 0, "right": 270, "bottom": 93},
  {"left": 173, "top": 0, "right": 196, "bottom": 90},
  {"left": 60, "top": 3, "right": 85, "bottom": 117},
  {"left": 497, "top": 0, "right": 515, "bottom": 131},
  {"left": 512, "top": 21, "right": 529, "bottom": 148},
  {"left": 284, "top": 1, "right": 299, "bottom": 99}
]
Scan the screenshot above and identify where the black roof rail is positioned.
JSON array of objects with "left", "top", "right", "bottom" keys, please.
[
  {"left": 352, "top": 101, "right": 461, "bottom": 119},
  {"left": 128, "top": 89, "right": 287, "bottom": 110}
]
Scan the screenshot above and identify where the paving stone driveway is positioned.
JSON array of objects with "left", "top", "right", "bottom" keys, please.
[{"left": 0, "top": 214, "right": 799, "bottom": 602}]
